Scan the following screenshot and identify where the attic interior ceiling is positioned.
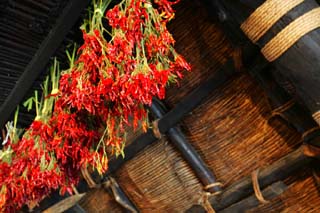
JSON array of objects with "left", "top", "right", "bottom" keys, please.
[{"left": 0, "top": 0, "right": 88, "bottom": 132}]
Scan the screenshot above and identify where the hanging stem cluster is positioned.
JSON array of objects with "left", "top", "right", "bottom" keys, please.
[{"left": 0, "top": 0, "right": 190, "bottom": 211}]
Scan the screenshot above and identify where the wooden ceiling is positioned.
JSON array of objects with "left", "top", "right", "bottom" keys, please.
[{"left": 0, "top": 0, "right": 87, "bottom": 130}]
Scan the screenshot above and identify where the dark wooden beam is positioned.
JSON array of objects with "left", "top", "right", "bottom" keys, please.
[
  {"left": 150, "top": 98, "right": 222, "bottom": 193},
  {"left": 0, "top": 0, "right": 90, "bottom": 129},
  {"left": 219, "top": 181, "right": 287, "bottom": 213},
  {"left": 210, "top": 147, "right": 312, "bottom": 211},
  {"left": 187, "top": 181, "right": 288, "bottom": 213}
]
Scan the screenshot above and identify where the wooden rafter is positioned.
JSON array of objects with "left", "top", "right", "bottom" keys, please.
[{"left": 0, "top": 0, "right": 90, "bottom": 130}]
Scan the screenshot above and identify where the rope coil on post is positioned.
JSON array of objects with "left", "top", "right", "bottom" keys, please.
[
  {"left": 312, "top": 111, "right": 320, "bottom": 126},
  {"left": 200, "top": 182, "right": 223, "bottom": 213},
  {"left": 152, "top": 119, "right": 162, "bottom": 139},
  {"left": 204, "top": 182, "right": 223, "bottom": 191},
  {"left": 241, "top": 0, "right": 320, "bottom": 62},
  {"left": 252, "top": 169, "right": 269, "bottom": 204},
  {"left": 241, "top": 0, "right": 304, "bottom": 43},
  {"left": 302, "top": 143, "right": 320, "bottom": 157},
  {"left": 262, "top": 8, "right": 320, "bottom": 62},
  {"left": 81, "top": 167, "right": 100, "bottom": 188}
]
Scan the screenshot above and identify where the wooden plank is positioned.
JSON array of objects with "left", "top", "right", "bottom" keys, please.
[{"left": 43, "top": 193, "right": 86, "bottom": 213}]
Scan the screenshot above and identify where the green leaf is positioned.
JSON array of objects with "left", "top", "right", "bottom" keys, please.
[
  {"left": 0, "top": 148, "right": 13, "bottom": 164},
  {"left": 47, "top": 156, "right": 56, "bottom": 171},
  {"left": 23, "top": 97, "right": 33, "bottom": 111},
  {"left": 22, "top": 167, "right": 28, "bottom": 178},
  {"left": 34, "top": 140, "right": 40, "bottom": 150},
  {"left": 13, "top": 106, "right": 19, "bottom": 131},
  {"left": 40, "top": 155, "right": 47, "bottom": 171}
]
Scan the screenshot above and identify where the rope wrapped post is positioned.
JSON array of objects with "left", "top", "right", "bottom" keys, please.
[
  {"left": 216, "top": 0, "right": 320, "bottom": 127},
  {"left": 187, "top": 147, "right": 313, "bottom": 212}
]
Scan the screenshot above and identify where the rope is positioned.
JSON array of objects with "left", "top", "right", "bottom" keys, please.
[
  {"left": 241, "top": 0, "right": 303, "bottom": 43},
  {"left": 271, "top": 99, "right": 295, "bottom": 118},
  {"left": 201, "top": 192, "right": 216, "bottom": 213},
  {"left": 2, "top": 122, "right": 13, "bottom": 145},
  {"left": 302, "top": 126, "right": 320, "bottom": 140},
  {"left": 262, "top": 8, "right": 320, "bottom": 62},
  {"left": 302, "top": 143, "right": 320, "bottom": 157},
  {"left": 252, "top": 169, "right": 269, "bottom": 204},
  {"left": 152, "top": 119, "right": 162, "bottom": 139},
  {"left": 312, "top": 111, "right": 320, "bottom": 126},
  {"left": 71, "top": 184, "right": 79, "bottom": 195},
  {"left": 200, "top": 182, "right": 223, "bottom": 213},
  {"left": 81, "top": 167, "right": 99, "bottom": 188},
  {"left": 312, "top": 169, "right": 320, "bottom": 186},
  {"left": 204, "top": 182, "right": 223, "bottom": 191}
]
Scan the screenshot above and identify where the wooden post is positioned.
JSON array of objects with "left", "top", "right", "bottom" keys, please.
[{"left": 216, "top": 0, "right": 320, "bottom": 126}]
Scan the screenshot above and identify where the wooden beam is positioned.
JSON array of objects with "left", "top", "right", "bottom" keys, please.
[
  {"left": 210, "top": 147, "right": 312, "bottom": 211},
  {"left": 0, "top": 0, "right": 90, "bottom": 129},
  {"left": 42, "top": 194, "right": 86, "bottom": 213},
  {"left": 187, "top": 181, "right": 288, "bottom": 213},
  {"left": 219, "top": 181, "right": 287, "bottom": 213}
]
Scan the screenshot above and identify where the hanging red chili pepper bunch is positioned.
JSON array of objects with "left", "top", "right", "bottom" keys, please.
[
  {"left": 58, "top": 0, "right": 190, "bottom": 159},
  {"left": 0, "top": 61, "right": 76, "bottom": 212},
  {"left": 0, "top": 59, "right": 108, "bottom": 212},
  {"left": 0, "top": 0, "right": 190, "bottom": 211}
]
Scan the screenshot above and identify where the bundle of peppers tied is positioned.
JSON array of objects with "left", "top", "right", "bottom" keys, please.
[{"left": 0, "top": 0, "right": 190, "bottom": 211}]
